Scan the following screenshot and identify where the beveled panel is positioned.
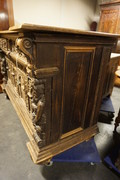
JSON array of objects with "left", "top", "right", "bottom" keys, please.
[{"left": 61, "top": 47, "right": 95, "bottom": 136}]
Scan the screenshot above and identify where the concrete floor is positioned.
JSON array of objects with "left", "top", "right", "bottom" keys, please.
[{"left": 0, "top": 87, "right": 120, "bottom": 180}]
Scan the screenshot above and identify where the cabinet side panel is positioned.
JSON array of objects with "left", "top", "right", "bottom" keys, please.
[
  {"left": 61, "top": 47, "right": 95, "bottom": 135},
  {"left": 50, "top": 75, "right": 63, "bottom": 143},
  {"left": 84, "top": 47, "right": 103, "bottom": 128},
  {"left": 92, "top": 47, "right": 112, "bottom": 125}
]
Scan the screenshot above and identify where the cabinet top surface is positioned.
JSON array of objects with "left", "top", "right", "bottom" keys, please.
[{"left": 0, "top": 23, "right": 120, "bottom": 38}]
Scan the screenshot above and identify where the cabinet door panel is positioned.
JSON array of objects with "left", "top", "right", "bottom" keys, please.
[{"left": 61, "top": 47, "right": 95, "bottom": 136}]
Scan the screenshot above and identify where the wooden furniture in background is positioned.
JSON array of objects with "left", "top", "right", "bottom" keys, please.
[
  {"left": 98, "top": 0, "right": 120, "bottom": 97},
  {"left": 0, "top": 0, "right": 14, "bottom": 92},
  {"left": 0, "top": 24, "right": 119, "bottom": 164},
  {"left": 98, "top": 0, "right": 120, "bottom": 34},
  {"left": 103, "top": 53, "right": 120, "bottom": 97}
]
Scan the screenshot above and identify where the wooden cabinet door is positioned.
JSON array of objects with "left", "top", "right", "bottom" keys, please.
[{"left": 61, "top": 46, "right": 96, "bottom": 137}]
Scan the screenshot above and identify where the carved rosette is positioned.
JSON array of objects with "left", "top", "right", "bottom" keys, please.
[{"left": 28, "top": 77, "right": 47, "bottom": 147}]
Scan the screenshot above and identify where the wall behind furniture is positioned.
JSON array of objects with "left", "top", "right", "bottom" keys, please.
[
  {"left": 12, "top": 0, "right": 96, "bottom": 30},
  {"left": 94, "top": 0, "right": 105, "bottom": 28}
]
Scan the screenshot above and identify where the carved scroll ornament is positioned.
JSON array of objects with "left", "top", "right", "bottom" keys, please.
[{"left": 16, "top": 38, "right": 34, "bottom": 61}]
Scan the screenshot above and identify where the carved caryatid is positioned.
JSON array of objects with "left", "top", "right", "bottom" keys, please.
[{"left": 28, "top": 78, "right": 47, "bottom": 147}]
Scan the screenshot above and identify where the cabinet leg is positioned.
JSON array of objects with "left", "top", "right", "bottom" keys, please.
[
  {"left": 45, "top": 161, "right": 53, "bottom": 166},
  {"left": 44, "top": 158, "right": 53, "bottom": 166}
]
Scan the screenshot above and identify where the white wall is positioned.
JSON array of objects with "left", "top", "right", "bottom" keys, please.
[
  {"left": 94, "top": 0, "right": 101, "bottom": 24},
  {"left": 12, "top": 0, "right": 96, "bottom": 30}
]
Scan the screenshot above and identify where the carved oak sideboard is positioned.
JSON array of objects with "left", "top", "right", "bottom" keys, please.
[{"left": 0, "top": 24, "right": 119, "bottom": 164}]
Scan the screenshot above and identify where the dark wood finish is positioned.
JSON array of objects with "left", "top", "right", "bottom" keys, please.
[
  {"left": 62, "top": 47, "right": 95, "bottom": 134},
  {"left": 0, "top": 0, "right": 14, "bottom": 92},
  {"left": 98, "top": 1, "right": 120, "bottom": 97},
  {"left": 0, "top": 24, "right": 119, "bottom": 164}
]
